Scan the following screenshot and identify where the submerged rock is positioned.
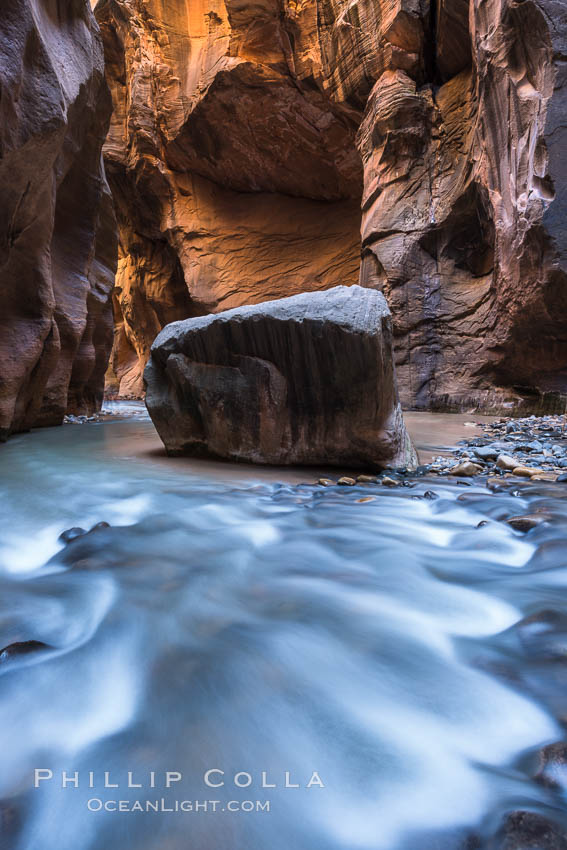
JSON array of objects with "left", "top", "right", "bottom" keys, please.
[
  {"left": 59, "top": 522, "right": 110, "bottom": 544},
  {"left": 59, "top": 527, "right": 87, "bottom": 544},
  {"left": 493, "top": 810, "right": 567, "bottom": 850},
  {"left": 505, "top": 514, "right": 549, "bottom": 533},
  {"left": 536, "top": 742, "right": 567, "bottom": 791},
  {"left": 0, "top": 641, "right": 50, "bottom": 662},
  {"left": 145, "top": 286, "right": 416, "bottom": 470}
]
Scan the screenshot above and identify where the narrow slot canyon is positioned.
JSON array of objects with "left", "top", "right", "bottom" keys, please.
[
  {"left": 4, "top": 6, "right": 567, "bottom": 850},
  {"left": 2, "top": 0, "right": 567, "bottom": 440}
]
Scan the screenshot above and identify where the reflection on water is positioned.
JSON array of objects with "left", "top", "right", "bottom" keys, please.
[{"left": 1, "top": 406, "right": 567, "bottom": 849}]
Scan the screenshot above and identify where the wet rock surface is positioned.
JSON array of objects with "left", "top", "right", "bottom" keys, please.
[
  {"left": 0, "top": 641, "right": 50, "bottom": 662},
  {"left": 146, "top": 286, "right": 416, "bottom": 469},
  {"left": 492, "top": 811, "right": 567, "bottom": 850},
  {"left": 424, "top": 415, "right": 567, "bottom": 482}
]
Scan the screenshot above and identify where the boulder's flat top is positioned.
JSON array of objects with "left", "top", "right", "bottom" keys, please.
[{"left": 153, "top": 286, "right": 389, "bottom": 351}]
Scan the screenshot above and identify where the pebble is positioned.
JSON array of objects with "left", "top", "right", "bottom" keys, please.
[
  {"left": 356, "top": 496, "right": 376, "bottom": 503},
  {"left": 473, "top": 446, "right": 498, "bottom": 461},
  {"left": 317, "top": 478, "right": 334, "bottom": 487},
  {"left": 496, "top": 454, "right": 517, "bottom": 471},
  {"left": 337, "top": 477, "right": 356, "bottom": 486},
  {"left": 356, "top": 474, "right": 377, "bottom": 483},
  {"left": 450, "top": 461, "right": 482, "bottom": 476},
  {"left": 512, "top": 466, "right": 542, "bottom": 477},
  {"left": 381, "top": 476, "right": 399, "bottom": 486},
  {"left": 516, "top": 440, "right": 543, "bottom": 452},
  {"left": 423, "top": 490, "right": 439, "bottom": 500}
]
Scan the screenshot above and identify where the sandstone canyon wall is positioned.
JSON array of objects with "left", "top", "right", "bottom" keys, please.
[
  {"left": 96, "top": 0, "right": 567, "bottom": 411},
  {"left": 95, "top": 0, "right": 363, "bottom": 397},
  {"left": 0, "top": 0, "right": 117, "bottom": 440}
]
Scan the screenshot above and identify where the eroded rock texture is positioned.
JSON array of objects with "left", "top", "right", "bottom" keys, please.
[
  {"left": 146, "top": 286, "right": 416, "bottom": 468},
  {"left": 0, "top": 0, "right": 117, "bottom": 439},
  {"left": 96, "top": 0, "right": 364, "bottom": 397},
  {"left": 359, "top": 0, "right": 567, "bottom": 410},
  {"left": 98, "top": 0, "right": 567, "bottom": 411}
]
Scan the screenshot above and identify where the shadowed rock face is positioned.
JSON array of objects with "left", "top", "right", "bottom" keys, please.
[
  {"left": 0, "top": 0, "right": 117, "bottom": 440},
  {"left": 359, "top": 0, "right": 567, "bottom": 412},
  {"left": 145, "top": 286, "right": 416, "bottom": 468},
  {"left": 98, "top": 0, "right": 567, "bottom": 412}
]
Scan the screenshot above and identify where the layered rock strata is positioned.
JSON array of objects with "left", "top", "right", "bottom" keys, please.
[
  {"left": 97, "top": 0, "right": 567, "bottom": 411},
  {"left": 0, "top": 0, "right": 117, "bottom": 439},
  {"left": 145, "top": 285, "right": 416, "bottom": 468},
  {"left": 96, "top": 0, "right": 363, "bottom": 398},
  {"left": 358, "top": 0, "right": 567, "bottom": 410}
]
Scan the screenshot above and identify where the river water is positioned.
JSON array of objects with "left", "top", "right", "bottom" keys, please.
[{"left": 1, "top": 405, "right": 567, "bottom": 849}]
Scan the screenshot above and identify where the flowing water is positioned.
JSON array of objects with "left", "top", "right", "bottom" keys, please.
[{"left": 1, "top": 405, "right": 567, "bottom": 850}]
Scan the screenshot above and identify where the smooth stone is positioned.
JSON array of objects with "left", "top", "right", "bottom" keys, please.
[
  {"left": 381, "top": 476, "right": 399, "bottom": 486},
  {"left": 58, "top": 527, "right": 87, "bottom": 544},
  {"left": 506, "top": 514, "right": 549, "bottom": 532},
  {"left": 356, "top": 474, "right": 377, "bottom": 483},
  {"left": 337, "top": 477, "right": 356, "bottom": 486},
  {"left": 496, "top": 454, "right": 517, "bottom": 471},
  {"left": 450, "top": 461, "right": 482, "bottom": 476},
  {"left": 356, "top": 496, "right": 376, "bottom": 503},
  {"left": 515, "top": 440, "right": 543, "bottom": 452},
  {"left": 423, "top": 490, "right": 439, "bottom": 500},
  {"left": 535, "top": 742, "right": 567, "bottom": 791},
  {"left": 0, "top": 640, "right": 50, "bottom": 662},
  {"left": 317, "top": 478, "right": 334, "bottom": 487},
  {"left": 473, "top": 445, "right": 499, "bottom": 460},
  {"left": 512, "top": 466, "right": 539, "bottom": 477},
  {"left": 89, "top": 521, "right": 110, "bottom": 533},
  {"left": 495, "top": 810, "right": 567, "bottom": 850}
]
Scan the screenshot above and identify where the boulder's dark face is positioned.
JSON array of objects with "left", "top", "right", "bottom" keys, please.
[
  {"left": 145, "top": 286, "right": 417, "bottom": 469},
  {"left": 0, "top": 0, "right": 117, "bottom": 440}
]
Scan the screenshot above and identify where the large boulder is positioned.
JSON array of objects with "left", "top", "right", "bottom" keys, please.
[{"left": 145, "top": 286, "right": 416, "bottom": 469}]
